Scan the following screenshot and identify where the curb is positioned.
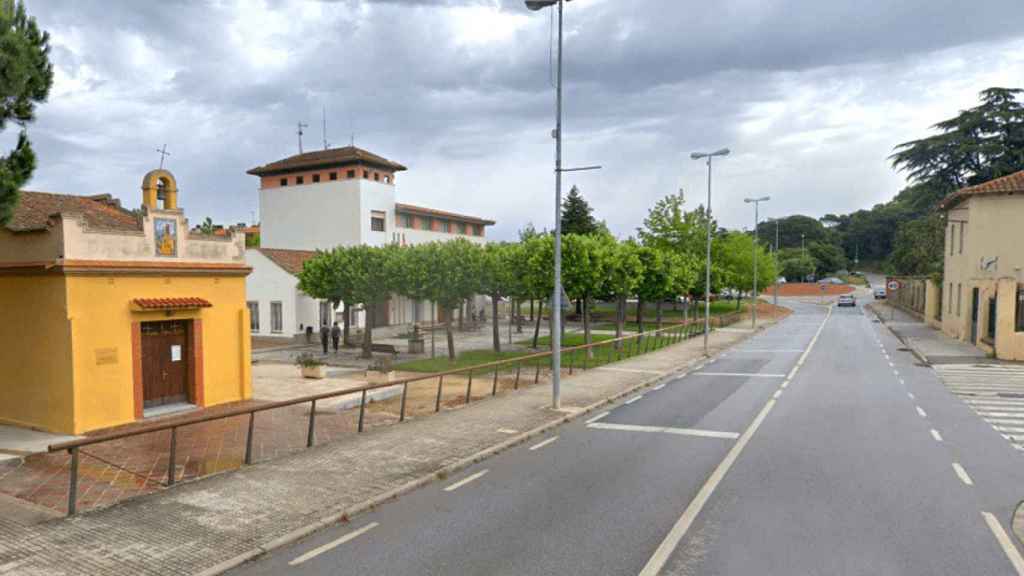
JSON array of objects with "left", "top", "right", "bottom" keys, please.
[
  {"left": 866, "top": 303, "right": 931, "bottom": 365},
  {"left": 194, "top": 323, "right": 773, "bottom": 576}
]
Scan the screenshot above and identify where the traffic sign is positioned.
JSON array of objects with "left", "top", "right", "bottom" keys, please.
[{"left": 887, "top": 281, "right": 900, "bottom": 291}]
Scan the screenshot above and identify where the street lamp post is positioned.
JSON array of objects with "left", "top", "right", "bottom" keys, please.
[
  {"left": 690, "top": 148, "right": 730, "bottom": 356},
  {"left": 774, "top": 218, "right": 780, "bottom": 306},
  {"left": 744, "top": 196, "right": 770, "bottom": 328}
]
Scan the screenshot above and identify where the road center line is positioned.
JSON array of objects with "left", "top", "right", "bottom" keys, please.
[
  {"left": 624, "top": 395, "right": 643, "bottom": 405},
  {"left": 908, "top": 392, "right": 915, "bottom": 400},
  {"left": 916, "top": 406, "right": 928, "bottom": 418},
  {"left": 652, "top": 383, "right": 666, "bottom": 391},
  {"left": 952, "top": 462, "right": 974, "bottom": 486},
  {"left": 587, "top": 422, "right": 739, "bottom": 440},
  {"left": 288, "top": 522, "right": 379, "bottom": 566},
  {"left": 529, "top": 436, "right": 558, "bottom": 451},
  {"left": 983, "top": 511, "right": 1024, "bottom": 575},
  {"left": 931, "top": 429, "right": 943, "bottom": 442},
  {"left": 693, "top": 372, "right": 787, "bottom": 378},
  {"left": 585, "top": 411, "right": 610, "bottom": 424},
  {"left": 638, "top": 307, "right": 831, "bottom": 576},
  {"left": 443, "top": 469, "right": 489, "bottom": 492}
]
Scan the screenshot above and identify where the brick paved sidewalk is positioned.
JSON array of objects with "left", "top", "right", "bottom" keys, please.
[{"left": 0, "top": 324, "right": 768, "bottom": 576}]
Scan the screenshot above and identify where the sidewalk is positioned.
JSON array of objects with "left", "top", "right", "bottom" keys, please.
[
  {"left": 0, "top": 321, "right": 774, "bottom": 576},
  {"left": 867, "top": 302, "right": 991, "bottom": 365}
]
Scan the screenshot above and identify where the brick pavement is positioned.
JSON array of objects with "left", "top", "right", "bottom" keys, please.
[{"left": 0, "top": 323, "right": 769, "bottom": 576}]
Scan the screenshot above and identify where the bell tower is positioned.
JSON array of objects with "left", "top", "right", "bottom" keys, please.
[{"left": 141, "top": 169, "right": 179, "bottom": 210}]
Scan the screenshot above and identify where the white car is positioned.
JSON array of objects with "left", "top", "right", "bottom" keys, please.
[{"left": 837, "top": 294, "right": 856, "bottom": 307}]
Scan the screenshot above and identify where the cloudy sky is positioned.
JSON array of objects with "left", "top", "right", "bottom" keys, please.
[{"left": 20, "top": 0, "right": 1024, "bottom": 240}]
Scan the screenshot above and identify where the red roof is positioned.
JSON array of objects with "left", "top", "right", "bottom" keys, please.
[
  {"left": 939, "top": 170, "right": 1024, "bottom": 210},
  {"left": 246, "top": 146, "right": 406, "bottom": 177},
  {"left": 133, "top": 297, "right": 213, "bottom": 310},
  {"left": 7, "top": 191, "right": 140, "bottom": 233},
  {"left": 394, "top": 203, "right": 495, "bottom": 226},
  {"left": 256, "top": 248, "right": 318, "bottom": 276}
]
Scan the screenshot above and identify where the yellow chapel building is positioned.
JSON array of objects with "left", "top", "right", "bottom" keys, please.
[{"left": 0, "top": 169, "right": 252, "bottom": 434}]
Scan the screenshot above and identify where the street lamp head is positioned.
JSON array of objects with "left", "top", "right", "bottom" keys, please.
[
  {"left": 710, "top": 147, "right": 730, "bottom": 157},
  {"left": 744, "top": 195, "right": 771, "bottom": 203},
  {"left": 691, "top": 148, "right": 730, "bottom": 160},
  {"left": 525, "top": 0, "right": 569, "bottom": 10}
]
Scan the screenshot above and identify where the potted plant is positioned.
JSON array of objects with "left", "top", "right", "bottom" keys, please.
[{"left": 295, "top": 353, "right": 326, "bottom": 379}]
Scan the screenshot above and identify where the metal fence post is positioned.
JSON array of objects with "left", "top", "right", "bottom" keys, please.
[
  {"left": 399, "top": 383, "right": 409, "bottom": 422},
  {"left": 514, "top": 362, "right": 521, "bottom": 389},
  {"left": 244, "top": 412, "right": 255, "bottom": 465},
  {"left": 358, "top": 389, "right": 368, "bottom": 432},
  {"left": 167, "top": 427, "right": 177, "bottom": 487},
  {"left": 534, "top": 363, "right": 541, "bottom": 384},
  {"left": 435, "top": 375, "right": 445, "bottom": 412},
  {"left": 568, "top": 349, "right": 574, "bottom": 375},
  {"left": 307, "top": 399, "right": 317, "bottom": 447},
  {"left": 67, "top": 447, "right": 79, "bottom": 516},
  {"left": 466, "top": 370, "right": 474, "bottom": 404},
  {"left": 491, "top": 367, "right": 499, "bottom": 396}
]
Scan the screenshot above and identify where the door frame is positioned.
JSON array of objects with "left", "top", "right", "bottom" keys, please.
[{"left": 132, "top": 317, "right": 205, "bottom": 419}]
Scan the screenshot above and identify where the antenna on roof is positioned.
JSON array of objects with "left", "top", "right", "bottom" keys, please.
[
  {"left": 322, "top": 106, "right": 329, "bottom": 150},
  {"left": 156, "top": 144, "right": 171, "bottom": 169},
  {"left": 297, "top": 121, "right": 309, "bottom": 154},
  {"left": 349, "top": 110, "right": 355, "bottom": 147}
]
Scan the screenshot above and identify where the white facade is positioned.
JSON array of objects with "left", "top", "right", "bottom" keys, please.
[{"left": 396, "top": 227, "right": 487, "bottom": 246}]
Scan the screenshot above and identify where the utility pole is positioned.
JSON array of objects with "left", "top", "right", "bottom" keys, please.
[
  {"left": 774, "top": 218, "right": 780, "bottom": 306},
  {"left": 744, "top": 196, "right": 770, "bottom": 328},
  {"left": 322, "top": 106, "right": 329, "bottom": 150},
  {"left": 691, "top": 148, "right": 730, "bottom": 356}
]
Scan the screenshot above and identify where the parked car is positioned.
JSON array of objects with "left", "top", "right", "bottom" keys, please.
[
  {"left": 777, "top": 277, "right": 787, "bottom": 284},
  {"left": 837, "top": 294, "right": 856, "bottom": 307},
  {"left": 873, "top": 287, "right": 887, "bottom": 299}
]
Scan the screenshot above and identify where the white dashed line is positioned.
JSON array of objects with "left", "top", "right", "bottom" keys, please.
[
  {"left": 693, "top": 372, "right": 787, "bottom": 378},
  {"left": 916, "top": 406, "right": 928, "bottom": 418},
  {"left": 952, "top": 462, "right": 974, "bottom": 486},
  {"left": 444, "top": 469, "right": 489, "bottom": 492},
  {"left": 497, "top": 428, "right": 519, "bottom": 434},
  {"left": 587, "top": 422, "right": 739, "bottom": 440},
  {"left": 624, "top": 395, "right": 643, "bottom": 405},
  {"left": 289, "top": 522, "right": 379, "bottom": 566},
  {"left": 931, "top": 429, "right": 943, "bottom": 442},
  {"left": 652, "top": 383, "right": 666, "bottom": 391},
  {"left": 982, "top": 511, "right": 1024, "bottom": 575},
  {"left": 772, "top": 390, "right": 782, "bottom": 399},
  {"left": 529, "top": 436, "right": 558, "bottom": 451},
  {"left": 908, "top": 392, "right": 915, "bottom": 400},
  {"left": 585, "top": 411, "right": 610, "bottom": 425}
]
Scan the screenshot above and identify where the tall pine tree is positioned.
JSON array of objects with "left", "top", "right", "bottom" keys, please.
[
  {"left": 561, "top": 185, "right": 600, "bottom": 235},
  {"left": 0, "top": 0, "right": 53, "bottom": 225}
]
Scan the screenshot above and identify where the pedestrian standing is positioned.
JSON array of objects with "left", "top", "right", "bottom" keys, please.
[
  {"left": 331, "top": 322, "right": 341, "bottom": 353},
  {"left": 319, "top": 323, "right": 329, "bottom": 355}
]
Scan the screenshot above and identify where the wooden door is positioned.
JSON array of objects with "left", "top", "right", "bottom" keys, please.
[
  {"left": 970, "top": 288, "right": 980, "bottom": 344},
  {"left": 141, "top": 320, "right": 189, "bottom": 408}
]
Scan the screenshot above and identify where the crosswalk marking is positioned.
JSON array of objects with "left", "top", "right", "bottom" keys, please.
[{"left": 935, "top": 364, "right": 1024, "bottom": 451}]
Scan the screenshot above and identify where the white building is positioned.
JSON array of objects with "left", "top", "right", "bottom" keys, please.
[{"left": 245, "top": 146, "right": 494, "bottom": 339}]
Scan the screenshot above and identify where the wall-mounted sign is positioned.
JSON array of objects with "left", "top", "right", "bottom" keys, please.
[
  {"left": 170, "top": 344, "right": 182, "bottom": 362},
  {"left": 887, "top": 281, "right": 900, "bottom": 291},
  {"left": 155, "top": 218, "right": 177, "bottom": 257}
]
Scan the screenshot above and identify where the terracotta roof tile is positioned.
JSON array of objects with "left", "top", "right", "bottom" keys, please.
[
  {"left": 394, "top": 203, "right": 495, "bottom": 226},
  {"left": 939, "top": 170, "right": 1024, "bottom": 210},
  {"left": 257, "top": 248, "right": 318, "bottom": 276},
  {"left": 246, "top": 146, "right": 406, "bottom": 176},
  {"left": 133, "top": 297, "right": 213, "bottom": 310},
  {"left": 7, "top": 191, "right": 141, "bottom": 233}
]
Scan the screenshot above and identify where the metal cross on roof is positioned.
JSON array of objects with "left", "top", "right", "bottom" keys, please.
[{"left": 156, "top": 144, "right": 171, "bottom": 169}]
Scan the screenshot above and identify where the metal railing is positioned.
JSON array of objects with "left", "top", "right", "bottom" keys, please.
[{"left": 48, "top": 316, "right": 721, "bottom": 516}]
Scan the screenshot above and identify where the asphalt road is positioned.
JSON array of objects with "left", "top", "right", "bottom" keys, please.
[{"left": 230, "top": 298, "right": 1024, "bottom": 575}]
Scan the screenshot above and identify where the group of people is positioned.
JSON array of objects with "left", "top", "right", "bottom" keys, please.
[{"left": 319, "top": 322, "right": 341, "bottom": 354}]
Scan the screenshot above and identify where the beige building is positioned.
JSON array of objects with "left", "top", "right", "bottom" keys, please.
[{"left": 933, "top": 169, "right": 1024, "bottom": 361}]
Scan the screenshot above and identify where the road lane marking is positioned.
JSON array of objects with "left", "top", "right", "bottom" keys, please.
[
  {"left": 780, "top": 380, "right": 789, "bottom": 389},
  {"left": 624, "top": 395, "right": 643, "bottom": 405},
  {"left": 587, "top": 422, "right": 739, "bottom": 440},
  {"left": 585, "top": 411, "right": 610, "bottom": 424},
  {"left": 597, "top": 367, "right": 666, "bottom": 375},
  {"left": 982, "top": 512, "right": 1024, "bottom": 575},
  {"left": 952, "top": 462, "right": 974, "bottom": 486},
  {"left": 931, "top": 429, "right": 943, "bottom": 442},
  {"left": 529, "top": 436, "right": 558, "bottom": 451},
  {"left": 908, "top": 392, "right": 915, "bottom": 400},
  {"left": 444, "top": 469, "right": 489, "bottom": 492},
  {"left": 731, "top": 349, "right": 805, "bottom": 353},
  {"left": 497, "top": 428, "right": 519, "bottom": 434},
  {"left": 916, "top": 406, "right": 928, "bottom": 418},
  {"left": 288, "top": 522, "right": 379, "bottom": 566},
  {"left": 772, "top": 390, "right": 782, "bottom": 399},
  {"left": 652, "top": 383, "right": 666, "bottom": 391},
  {"left": 693, "top": 372, "right": 786, "bottom": 378},
  {"left": 638, "top": 307, "right": 831, "bottom": 576}
]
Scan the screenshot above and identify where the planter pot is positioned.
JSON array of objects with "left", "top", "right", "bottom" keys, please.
[
  {"left": 301, "top": 365, "right": 326, "bottom": 379},
  {"left": 366, "top": 369, "right": 396, "bottom": 384}
]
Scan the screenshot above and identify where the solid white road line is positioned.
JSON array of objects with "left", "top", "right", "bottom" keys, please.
[
  {"left": 982, "top": 511, "right": 1024, "bottom": 575},
  {"left": 731, "top": 349, "right": 805, "bottom": 353},
  {"left": 587, "top": 422, "right": 739, "bottom": 440},
  {"left": 443, "top": 469, "right": 489, "bottom": 492},
  {"left": 772, "top": 390, "right": 782, "bottom": 399},
  {"left": 497, "top": 428, "right": 519, "bottom": 434},
  {"left": 585, "top": 411, "right": 610, "bottom": 425},
  {"left": 288, "top": 522, "right": 379, "bottom": 566},
  {"left": 597, "top": 367, "right": 666, "bottom": 375},
  {"left": 652, "top": 383, "right": 666, "bottom": 391},
  {"left": 931, "top": 429, "right": 943, "bottom": 442},
  {"left": 693, "top": 372, "right": 787, "bottom": 378},
  {"left": 638, "top": 307, "right": 832, "bottom": 576},
  {"left": 529, "top": 436, "right": 558, "bottom": 451},
  {"left": 916, "top": 406, "right": 928, "bottom": 418},
  {"left": 624, "top": 395, "right": 643, "bottom": 405},
  {"left": 952, "top": 462, "right": 974, "bottom": 486},
  {"left": 908, "top": 392, "right": 915, "bottom": 400}
]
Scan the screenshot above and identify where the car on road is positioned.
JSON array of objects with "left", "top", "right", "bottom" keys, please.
[
  {"left": 837, "top": 294, "right": 856, "bottom": 307},
  {"left": 873, "top": 287, "right": 887, "bottom": 299}
]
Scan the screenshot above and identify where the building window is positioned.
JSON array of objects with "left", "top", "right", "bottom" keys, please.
[
  {"left": 400, "top": 214, "right": 413, "bottom": 228},
  {"left": 312, "top": 174, "right": 321, "bottom": 183},
  {"left": 374, "top": 172, "right": 380, "bottom": 181},
  {"left": 347, "top": 169, "right": 355, "bottom": 178},
  {"left": 950, "top": 224, "right": 955, "bottom": 256},
  {"left": 247, "top": 301, "right": 259, "bottom": 332},
  {"left": 1017, "top": 287, "right": 1024, "bottom": 332},
  {"left": 959, "top": 222, "right": 965, "bottom": 254},
  {"left": 271, "top": 301, "right": 283, "bottom": 333},
  {"left": 473, "top": 224, "right": 482, "bottom": 236},
  {"left": 457, "top": 222, "right": 467, "bottom": 235},
  {"left": 329, "top": 172, "right": 337, "bottom": 181},
  {"left": 363, "top": 170, "right": 369, "bottom": 179},
  {"left": 948, "top": 283, "right": 953, "bottom": 315},
  {"left": 296, "top": 175, "right": 305, "bottom": 185},
  {"left": 385, "top": 175, "right": 391, "bottom": 184},
  {"left": 420, "top": 217, "right": 432, "bottom": 231},
  {"left": 279, "top": 178, "right": 288, "bottom": 187},
  {"left": 441, "top": 220, "right": 451, "bottom": 233},
  {"left": 957, "top": 283, "right": 962, "bottom": 317},
  {"left": 371, "top": 214, "right": 386, "bottom": 232}
]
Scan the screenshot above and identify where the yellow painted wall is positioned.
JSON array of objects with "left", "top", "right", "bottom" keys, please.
[
  {"left": 64, "top": 274, "right": 251, "bottom": 433},
  {"left": 0, "top": 275, "right": 75, "bottom": 432}
]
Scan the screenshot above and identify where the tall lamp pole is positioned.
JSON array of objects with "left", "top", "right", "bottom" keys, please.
[
  {"left": 774, "top": 218, "right": 780, "bottom": 306},
  {"left": 690, "top": 148, "right": 730, "bottom": 356},
  {"left": 744, "top": 196, "right": 770, "bottom": 328}
]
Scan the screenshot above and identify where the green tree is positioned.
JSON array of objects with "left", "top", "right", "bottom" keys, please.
[
  {"left": 430, "top": 239, "right": 484, "bottom": 360},
  {"left": 391, "top": 243, "right": 438, "bottom": 344},
  {"left": 345, "top": 245, "right": 400, "bottom": 358},
  {"left": 199, "top": 217, "right": 215, "bottom": 235},
  {"left": 298, "top": 247, "right": 355, "bottom": 347},
  {"left": 604, "top": 239, "right": 644, "bottom": 343},
  {"left": 562, "top": 233, "right": 613, "bottom": 356},
  {"left": 478, "top": 242, "right": 519, "bottom": 353},
  {"left": 807, "top": 241, "right": 848, "bottom": 274},
  {"left": 718, "top": 232, "right": 779, "bottom": 308},
  {"left": 779, "top": 251, "right": 815, "bottom": 282},
  {"left": 0, "top": 0, "right": 53, "bottom": 225},
  {"left": 522, "top": 234, "right": 554, "bottom": 348},
  {"left": 886, "top": 214, "right": 945, "bottom": 278},
  {"left": 561, "top": 185, "right": 601, "bottom": 236}
]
